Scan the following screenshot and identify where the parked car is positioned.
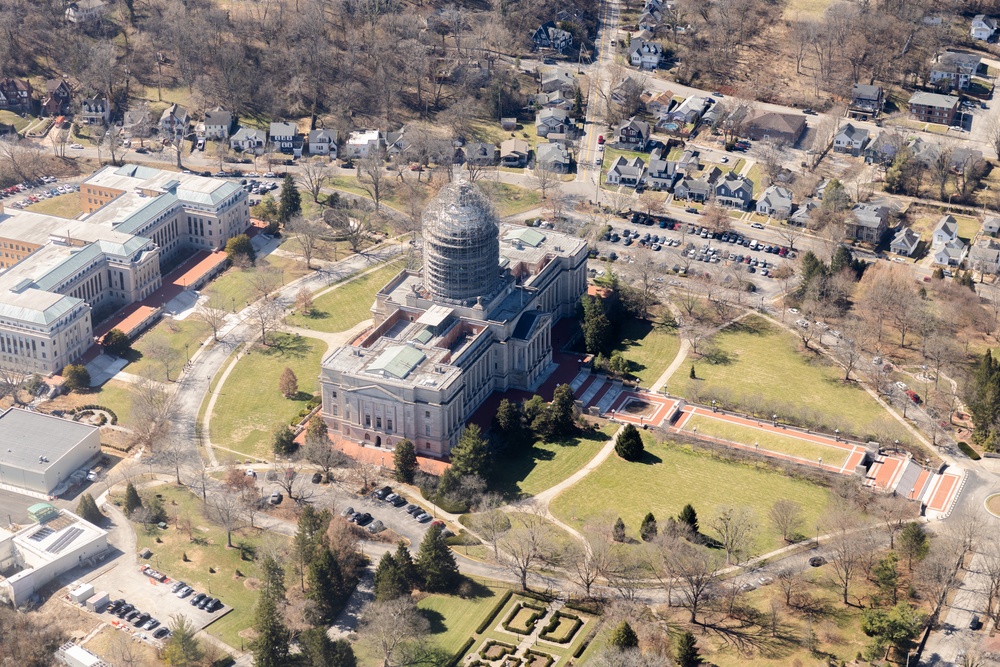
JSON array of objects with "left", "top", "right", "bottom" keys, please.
[
  {"left": 153, "top": 627, "right": 170, "bottom": 640},
  {"left": 207, "top": 598, "right": 223, "bottom": 613},
  {"left": 190, "top": 593, "right": 207, "bottom": 607},
  {"left": 971, "top": 614, "right": 982, "bottom": 630},
  {"left": 170, "top": 581, "right": 187, "bottom": 594},
  {"left": 416, "top": 512, "right": 432, "bottom": 523},
  {"left": 269, "top": 491, "right": 283, "bottom": 505},
  {"left": 144, "top": 618, "right": 160, "bottom": 630},
  {"left": 367, "top": 520, "right": 386, "bottom": 534},
  {"left": 374, "top": 486, "right": 392, "bottom": 500},
  {"left": 808, "top": 556, "right": 826, "bottom": 567},
  {"left": 354, "top": 513, "right": 374, "bottom": 527},
  {"left": 311, "top": 472, "right": 323, "bottom": 484},
  {"left": 390, "top": 495, "right": 407, "bottom": 507},
  {"left": 198, "top": 596, "right": 213, "bottom": 610},
  {"left": 176, "top": 586, "right": 193, "bottom": 598},
  {"left": 340, "top": 506, "right": 355, "bottom": 517}
]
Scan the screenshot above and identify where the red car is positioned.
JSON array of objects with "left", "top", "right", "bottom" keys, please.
[
  {"left": 905, "top": 389, "right": 921, "bottom": 404},
  {"left": 597, "top": 135, "right": 605, "bottom": 144}
]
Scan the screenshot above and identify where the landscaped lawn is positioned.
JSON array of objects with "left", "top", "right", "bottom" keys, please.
[
  {"left": 284, "top": 260, "right": 405, "bottom": 333},
  {"left": 468, "top": 594, "right": 595, "bottom": 663},
  {"left": 26, "top": 193, "right": 82, "bottom": 218},
  {"left": 416, "top": 580, "right": 508, "bottom": 655},
  {"left": 612, "top": 316, "right": 680, "bottom": 388},
  {"left": 550, "top": 433, "right": 831, "bottom": 552},
  {"left": 681, "top": 413, "right": 849, "bottom": 468},
  {"left": 41, "top": 379, "right": 135, "bottom": 426},
  {"left": 128, "top": 484, "right": 288, "bottom": 651},
  {"left": 0, "top": 110, "right": 30, "bottom": 133},
  {"left": 127, "top": 318, "right": 213, "bottom": 382},
  {"left": 206, "top": 254, "right": 309, "bottom": 311},
  {"left": 672, "top": 316, "right": 909, "bottom": 442},
  {"left": 490, "top": 424, "right": 617, "bottom": 498},
  {"left": 745, "top": 164, "right": 765, "bottom": 197},
  {"left": 479, "top": 182, "right": 543, "bottom": 217},
  {"left": 210, "top": 332, "right": 325, "bottom": 458}
]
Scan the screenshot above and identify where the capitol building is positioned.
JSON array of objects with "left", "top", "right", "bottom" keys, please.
[{"left": 319, "top": 180, "right": 588, "bottom": 458}]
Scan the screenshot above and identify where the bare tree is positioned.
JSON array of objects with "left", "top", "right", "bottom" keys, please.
[
  {"left": 286, "top": 215, "right": 325, "bottom": 269},
  {"left": 358, "top": 148, "right": 389, "bottom": 212},
  {"left": 564, "top": 531, "right": 612, "bottom": 598},
  {"left": 247, "top": 298, "right": 283, "bottom": 345},
  {"left": 710, "top": 505, "right": 757, "bottom": 565},
  {"left": 603, "top": 545, "right": 648, "bottom": 602},
  {"left": 825, "top": 512, "right": 874, "bottom": 606},
  {"left": 129, "top": 374, "right": 178, "bottom": 452},
  {"left": 196, "top": 292, "right": 231, "bottom": 340},
  {"left": 208, "top": 489, "right": 243, "bottom": 548},
  {"left": 346, "top": 450, "right": 382, "bottom": 493},
  {"left": 143, "top": 332, "right": 183, "bottom": 382},
  {"left": 324, "top": 207, "right": 375, "bottom": 254},
  {"left": 775, "top": 221, "right": 805, "bottom": 250},
  {"left": 247, "top": 266, "right": 283, "bottom": 302},
  {"left": 531, "top": 163, "right": 558, "bottom": 200},
  {"left": 873, "top": 495, "right": 914, "bottom": 550},
  {"left": 471, "top": 492, "right": 512, "bottom": 559},
  {"left": 496, "top": 505, "right": 557, "bottom": 590},
  {"left": 303, "top": 434, "right": 345, "bottom": 481},
  {"left": 105, "top": 627, "right": 150, "bottom": 667},
  {"left": 358, "top": 597, "right": 430, "bottom": 667},
  {"left": 662, "top": 537, "right": 721, "bottom": 624},
  {"left": 984, "top": 113, "right": 1000, "bottom": 159},
  {"left": 775, "top": 567, "right": 801, "bottom": 607},
  {"left": 769, "top": 499, "right": 803, "bottom": 543},
  {"left": 702, "top": 203, "right": 731, "bottom": 236},
  {"left": 299, "top": 156, "right": 332, "bottom": 202},
  {"left": 631, "top": 249, "right": 661, "bottom": 320}
]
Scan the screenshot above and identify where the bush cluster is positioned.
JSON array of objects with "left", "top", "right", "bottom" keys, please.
[
  {"left": 70, "top": 405, "right": 118, "bottom": 424},
  {"left": 501, "top": 602, "right": 547, "bottom": 635},
  {"left": 538, "top": 611, "right": 583, "bottom": 644}
]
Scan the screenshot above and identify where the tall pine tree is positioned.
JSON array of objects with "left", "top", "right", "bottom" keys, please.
[
  {"left": 306, "top": 543, "right": 345, "bottom": 625},
  {"left": 450, "top": 424, "right": 490, "bottom": 479},
  {"left": 373, "top": 552, "right": 409, "bottom": 601},
  {"left": 279, "top": 174, "right": 301, "bottom": 222},
  {"left": 393, "top": 440, "right": 418, "bottom": 484},
  {"left": 301, "top": 628, "right": 356, "bottom": 667},
  {"left": 394, "top": 541, "right": 417, "bottom": 588},
  {"left": 123, "top": 482, "right": 142, "bottom": 516},
  {"left": 252, "top": 557, "right": 289, "bottom": 667},
  {"left": 294, "top": 506, "right": 332, "bottom": 589},
  {"left": 416, "top": 524, "right": 458, "bottom": 592}
]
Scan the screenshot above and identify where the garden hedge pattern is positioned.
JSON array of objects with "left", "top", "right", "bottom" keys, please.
[
  {"left": 502, "top": 601, "right": 548, "bottom": 634},
  {"left": 538, "top": 611, "right": 583, "bottom": 644},
  {"left": 476, "top": 590, "right": 513, "bottom": 634}
]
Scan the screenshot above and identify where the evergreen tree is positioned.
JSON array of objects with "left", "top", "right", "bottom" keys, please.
[
  {"left": 102, "top": 328, "right": 131, "bottom": 357},
  {"left": 416, "top": 524, "right": 458, "bottom": 592},
  {"left": 608, "top": 620, "right": 639, "bottom": 650},
  {"left": 872, "top": 552, "right": 900, "bottom": 605},
  {"left": 436, "top": 466, "right": 462, "bottom": 498},
  {"left": 253, "top": 557, "right": 290, "bottom": 667},
  {"left": 279, "top": 174, "right": 302, "bottom": 222},
  {"left": 374, "top": 552, "right": 409, "bottom": 601},
  {"left": 689, "top": 365, "right": 696, "bottom": 379},
  {"left": 581, "top": 295, "right": 613, "bottom": 355},
  {"left": 123, "top": 482, "right": 142, "bottom": 515},
  {"left": 640, "top": 512, "right": 657, "bottom": 542},
  {"left": 450, "top": 424, "right": 490, "bottom": 479},
  {"left": 146, "top": 494, "right": 167, "bottom": 523},
  {"left": 301, "top": 628, "right": 356, "bottom": 667},
  {"left": 614, "top": 423, "right": 644, "bottom": 461},
  {"left": 394, "top": 541, "right": 417, "bottom": 588},
  {"left": 163, "top": 614, "right": 204, "bottom": 666},
  {"left": 675, "top": 631, "right": 701, "bottom": 667},
  {"left": 77, "top": 493, "right": 102, "bottom": 525},
  {"left": 307, "top": 543, "right": 345, "bottom": 625},
  {"left": 932, "top": 267, "right": 944, "bottom": 280},
  {"left": 393, "top": 439, "right": 419, "bottom": 484},
  {"left": 678, "top": 504, "right": 699, "bottom": 534},
  {"left": 966, "top": 350, "right": 1000, "bottom": 448},
  {"left": 522, "top": 395, "right": 547, "bottom": 424},
  {"left": 62, "top": 364, "right": 90, "bottom": 392},
  {"left": 224, "top": 234, "right": 256, "bottom": 266},
  {"left": 272, "top": 424, "right": 297, "bottom": 457},
  {"left": 294, "top": 506, "right": 332, "bottom": 589},
  {"left": 899, "top": 522, "right": 930, "bottom": 571},
  {"left": 305, "top": 418, "right": 329, "bottom": 448},
  {"left": 493, "top": 399, "right": 529, "bottom": 450},
  {"left": 612, "top": 517, "right": 626, "bottom": 542},
  {"left": 550, "top": 384, "right": 577, "bottom": 435}
]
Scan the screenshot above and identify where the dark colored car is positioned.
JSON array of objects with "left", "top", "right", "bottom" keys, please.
[
  {"left": 117, "top": 604, "right": 134, "bottom": 618},
  {"left": 354, "top": 513, "right": 374, "bottom": 527},
  {"left": 108, "top": 599, "right": 125, "bottom": 613},
  {"left": 374, "top": 486, "right": 392, "bottom": 500},
  {"left": 312, "top": 472, "right": 323, "bottom": 484},
  {"left": 207, "top": 598, "right": 223, "bottom": 613},
  {"left": 808, "top": 556, "right": 826, "bottom": 567},
  {"left": 153, "top": 627, "right": 170, "bottom": 640},
  {"left": 133, "top": 612, "right": 150, "bottom": 627},
  {"left": 190, "top": 593, "right": 207, "bottom": 607},
  {"left": 124, "top": 609, "right": 141, "bottom": 622},
  {"left": 390, "top": 495, "right": 407, "bottom": 507},
  {"left": 198, "top": 596, "right": 214, "bottom": 610},
  {"left": 971, "top": 614, "right": 982, "bottom": 630}
]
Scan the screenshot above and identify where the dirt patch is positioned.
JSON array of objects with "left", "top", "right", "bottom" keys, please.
[{"left": 243, "top": 577, "right": 261, "bottom": 591}]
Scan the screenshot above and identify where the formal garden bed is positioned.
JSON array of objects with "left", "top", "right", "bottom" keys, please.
[
  {"left": 524, "top": 650, "right": 556, "bottom": 667},
  {"left": 537, "top": 611, "right": 583, "bottom": 644},
  {"left": 502, "top": 601, "right": 548, "bottom": 635},
  {"left": 480, "top": 640, "right": 517, "bottom": 661}
]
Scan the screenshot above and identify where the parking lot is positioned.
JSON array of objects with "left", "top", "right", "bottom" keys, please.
[{"left": 0, "top": 487, "right": 41, "bottom": 526}]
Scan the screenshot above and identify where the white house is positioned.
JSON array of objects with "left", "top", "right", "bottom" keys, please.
[
  {"left": 159, "top": 104, "right": 189, "bottom": 140},
  {"left": 629, "top": 39, "right": 663, "bottom": 70},
  {"left": 308, "top": 129, "right": 338, "bottom": 157},
  {"left": 343, "top": 129, "right": 384, "bottom": 159},
  {"left": 972, "top": 14, "right": 998, "bottom": 41},
  {"left": 606, "top": 156, "right": 645, "bottom": 187},
  {"left": 890, "top": 228, "right": 920, "bottom": 257},
  {"left": 669, "top": 96, "right": 708, "bottom": 124},
  {"left": 932, "top": 214, "right": 959, "bottom": 246},
  {"left": 934, "top": 237, "right": 967, "bottom": 266},
  {"left": 79, "top": 94, "right": 110, "bottom": 126},
  {"left": 833, "top": 123, "right": 870, "bottom": 156},
  {"left": 230, "top": 126, "right": 267, "bottom": 154},
  {"left": 65, "top": 0, "right": 106, "bottom": 23},
  {"left": 983, "top": 216, "right": 1000, "bottom": 237},
  {"left": 756, "top": 185, "right": 793, "bottom": 219},
  {"left": 199, "top": 107, "right": 232, "bottom": 140}
]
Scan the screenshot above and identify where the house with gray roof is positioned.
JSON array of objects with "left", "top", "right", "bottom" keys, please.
[
  {"left": 230, "top": 126, "right": 267, "bottom": 154},
  {"left": 790, "top": 198, "right": 819, "bottom": 227},
  {"left": 629, "top": 39, "right": 663, "bottom": 69},
  {"left": 500, "top": 138, "right": 531, "bottom": 167},
  {"left": 909, "top": 92, "right": 960, "bottom": 125},
  {"left": 645, "top": 147, "right": 678, "bottom": 190},
  {"left": 540, "top": 69, "right": 577, "bottom": 95},
  {"left": 308, "top": 129, "right": 338, "bottom": 157},
  {"left": 756, "top": 185, "right": 793, "bottom": 219},
  {"left": 535, "top": 108, "right": 574, "bottom": 138},
  {"left": 890, "top": 228, "right": 920, "bottom": 257},
  {"left": 934, "top": 237, "right": 967, "bottom": 266},
  {"left": 983, "top": 216, "right": 1000, "bottom": 237},
  {"left": 669, "top": 96, "right": 709, "bottom": 124},
  {"left": 932, "top": 215, "right": 959, "bottom": 246},
  {"left": 606, "top": 156, "right": 645, "bottom": 187},
  {"left": 969, "top": 237, "right": 1000, "bottom": 274},
  {"left": 847, "top": 203, "right": 889, "bottom": 243},
  {"left": 536, "top": 142, "right": 572, "bottom": 173},
  {"left": 674, "top": 176, "right": 710, "bottom": 202},
  {"left": 270, "top": 122, "right": 301, "bottom": 156},
  {"left": 159, "top": 103, "right": 189, "bottom": 140},
  {"left": 615, "top": 117, "right": 650, "bottom": 150},
  {"left": 833, "top": 123, "right": 869, "bottom": 156},
  {"left": 200, "top": 107, "right": 232, "bottom": 140},
  {"left": 715, "top": 174, "right": 754, "bottom": 210},
  {"left": 849, "top": 84, "right": 884, "bottom": 121},
  {"left": 972, "top": 14, "right": 998, "bottom": 41},
  {"left": 929, "top": 52, "right": 981, "bottom": 90}
]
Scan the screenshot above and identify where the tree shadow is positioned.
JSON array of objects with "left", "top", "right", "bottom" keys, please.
[
  {"left": 303, "top": 310, "right": 330, "bottom": 320},
  {"left": 456, "top": 577, "right": 496, "bottom": 599},
  {"left": 637, "top": 449, "right": 662, "bottom": 465},
  {"left": 261, "top": 333, "right": 311, "bottom": 358},
  {"left": 726, "top": 318, "right": 769, "bottom": 336},
  {"left": 418, "top": 608, "right": 447, "bottom": 635},
  {"left": 291, "top": 390, "right": 314, "bottom": 402}
]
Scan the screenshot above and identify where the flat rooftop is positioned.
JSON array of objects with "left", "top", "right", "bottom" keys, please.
[
  {"left": 10, "top": 508, "right": 106, "bottom": 567},
  {"left": 0, "top": 208, "right": 138, "bottom": 247},
  {"left": 84, "top": 164, "right": 242, "bottom": 206},
  {"left": 0, "top": 408, "right": 97, "bottom": 473}
]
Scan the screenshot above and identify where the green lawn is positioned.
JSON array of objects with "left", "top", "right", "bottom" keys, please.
[
  {"left": 478, "top": 182, "right": 543, "bottom": 217},
  {"left": 745, "top": 164, "right": 765, "bottom": 197},
  {"left": 127, "top": 318, "right": 212, "bottom": 382},
  {"left": 490, "top": 424, "right": 617, "bottom": 499},
  {"left": 210, "top": 332, "right": 326, "bottom": 458},
  {"left": 129, "top": 484, "right": 287, "bottom": 651},
  {"left": 26, "top": 193, "right": 82, "bottom": 218},
  {"left": 42, "top": 379, "right": 135, "bottom": 426},
  {"left": 550, "top": 433, "right": 831, "bottom": 552},
  {"left": 284, "top": 260, "right": 405, "bottom": 333},
  {"left": 0, "top": 110, "right": 31, "bottom": 133},
  {"left": 612, "top": 317, "right": 680, "bottom": 388},
  {"left": 207, "top": 254, "right": 309, "bottom": 311},
  {"left": 672, "top": 316, "right": 908, "bottom": 442},
  {"left": 416, "top": 580, "right": 508, "bottom": 655},
  {"left": 681, "top": 413, "right": 849, "bottom": 468}
]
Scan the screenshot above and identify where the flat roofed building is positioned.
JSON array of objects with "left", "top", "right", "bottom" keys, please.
[{"left": 0, "top": 408, "right": 100, "bottom": 496}]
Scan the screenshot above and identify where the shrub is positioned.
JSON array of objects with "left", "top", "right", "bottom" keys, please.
[
  {"left": 476, "top": 590, "right": 513, "bottom": 634},
  {"left": 614, "top": 423, "right": 644, "bottom": 461},
  {"left": 958, "top": 442, "right": 981, "bottom": 460},
  {"left": 446, "top": 638, "right": 477, "bottom": 667},
  {"left": 480, "top": 640, "right": 516, "bottom": 661},
  {"left": 538, "top": 611, "right": 583, "bottom": 644},
  {"left": 573, "top": 623, "right": 600, "bottom": 658},
  {"left": 501, "top": 601, "right": 547, "bottom": 634},
  {"left": 523, "top": 650, "right": 555, "bottom": 667}
]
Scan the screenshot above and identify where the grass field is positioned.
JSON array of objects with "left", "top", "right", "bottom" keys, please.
[
  {"left": 612, "top": 316, "right": 680, "bottom": 388},
  {"left": 490, "top": 424, "right": 617, "bottom": 499},
  {"left": 127, "top": 318, "right": 213, "bottom": 382},
  {"left": 41, "top": 379, "right": 135, "bottom": 426},
  {"left": 284, "top": 260, "right": 405, "bottom": 333},
  {"left": 681, "top": 413, "right": 849, "bottom": 468},
  {"left": 210, "top": 332, "right": 325, "bottom": 457},
  {"left": 479, "top": 182, "right": 543, "bottom": 217},
  {"left": 26, "top": 193, "right": 82, "bottom": 218},
  {"left": 416, "top": 580, "right": 508, "bottom": 655},
  {"left": 206, "top": 254, "right": 310, "bottom": 311},
  {"left": 0, "top": 110, "right": 31, "bottom": 133},
  {"left": 550, "top": 433, "right": 831, "bottom": 552},
  {"left": 672, "top": 316, "right": 909, "bottom": 442},
  {"left": 129, "top": 484, "right": 287, "bottom": 650},
  {"left": 745, "top": 164, "right": 765, "bottom": 197},
  {"left": 782, "top": 0, "right": 838, "bottom": 18}
]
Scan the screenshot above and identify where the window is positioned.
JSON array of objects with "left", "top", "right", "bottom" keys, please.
[
  {"left": 376, "top": 417, "right": 382, "bottom": 429},
  {"left": 425, "top": 425, "right": 431, "bottom": 436},
  {"left": 365, "top": 415, "right": 371, "bottom": 427},
  {"left": 387, "top": 418, "right": 393, "bottom": 431}
]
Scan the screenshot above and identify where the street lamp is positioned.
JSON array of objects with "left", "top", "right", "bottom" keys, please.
[
  {"left": 818, "top": 457, "right": 822, "bottom": 468},
  {"left": 772, "top": 414, "right": 777, "bottom": 427},
  {"left": 834, "top": 428, "right": 840, "bottom": 442},
  {"left": 711, "top": 399, "right": 717, "bottom": 413}
]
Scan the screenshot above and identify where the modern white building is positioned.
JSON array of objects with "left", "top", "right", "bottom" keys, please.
[
  {"left": 0, "top": 505, "right": 107, "bottom": 606},
  {"left": 0, "top": 165, "right": 249, "bottom": 375},
  {"left": 320, "top": 180, "right": 588, "bottom": 458},
  {"left": 0, "top": 408, "right": 101, "bottom": 496}
]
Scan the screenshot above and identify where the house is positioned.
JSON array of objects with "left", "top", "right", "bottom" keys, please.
[
  {"left": 847, "top": 203, "right": 889, "bottom": 243},
  {"left": 79, "top": 93, "right": 109, "bottom": 126},
  {"left": 40, "top": 79, "right": 71, "bottom": 117},
  {"left": 65, "top": 0, "right": 107, "bottom": 23},
  {"left": 532, "top": 21, "right": 573, "bottom": 53},
  {"left": 0, "top": 78, "right": 33, "bottom": 114},
  {"left": 644, "top": 91, "right": 675, "bottom": 118},
  {"left": 269, "top": 122, "right": 299, "bottom": 155},
  {"left": 159, "top": 103, "right": 189, "bottom": 139},
  {"left": 122, "top": 107, "right": 151, "bottom": 138},
  {"left": 385, "top": 128, "right": 409, "bottom": 157},
  {"left": 848, "top": 84, "right": 884, "bottom": 121},
  {"left": 934, "top": 237, "right": 968, "bottom": 266},
  {"left": 972, "top": 14, "right": 998, "bottom": 41},
  {"left": 677, "top": 149, "right": 700, "bottom": 175},
  {"left": 833, "top": 123, "right": 870, "bottom": 156},
  {"left": 890, "top": 228, "right": 921, "bottom": 257},
  {"left": 669, "top": 96, "right": 709, "bottom": 125},
  {"left": 540, "top": 69, "right": 577, "bottom": 95},
  {"left": 610, "top": 77, "right": 643, "bottom": 107},
  {"left": 714, "top": 174, "right": 754, "bottom": 210},
  {"left": 535, "top": 108, "right": 574, "bottom": 138},
  {"left": 908, "top": 92, "right": 960, "bottom": 125},
  {"left": 343, "top": 129, "right": 384, "bottom": 159},
  {"left": 615, "top": 117, "right": 650, "bottom": 150},
  {"left": 951, "top": 147, "right": 985, "bottom": 173},
  {"left": 673, "top": 176, "right": 712, "bottom": 203},
  {"left": 864, "top": 130, "right": 906, "bottom": 166},
  {"left": 756, "top": 185, "right": 793, "bottom": 219},
  {"left": 501, "top": 118, "right": 518, "bottom": 131},
  {"left": 645, "top": 147, "right": 678, "bottom": 190},
  {"left": 744, "top": 112, "right": 806, "bottom": 145},
  {"left": 606, "top": 156, "right": 645, "bottom": 187},
  {"left": 983, "top": 216, "right": 1000, "bottom": 237},
  {"left": 461, "top": 142, "right": 498, "bottom": 166},
  {"left": 230, "top": 126, "right": 267, "bottom": 154},
  {"left": 308, "top": 129, "right": 338, "bottom": 157},
  {"left": 629, "top": 40, "right": 663, "bottom": 70},
  {"left": 536, "top": 142, "right": 572, "bottom": 173},
  {"left": 969, "top": 238, "right": 1000, "bottom": 273},
  {"left": 500, "top": 138, "right": 531, "bottom": 167},
  {"left": 199, "top": 107, "right": 232, "bottom": 140},
  {"left": 929, "top": 52, "right": 981, "bottom": 91},
  {"left": 789, "top": 199, "right": 819, "bottom": 227},
  {"left": 533, "top": 90, "right": 574, "bottom": 111},
  {"left": 932, "top": 215, "right": 959, "bottom": 246}
]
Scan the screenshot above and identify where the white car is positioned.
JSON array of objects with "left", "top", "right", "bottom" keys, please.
[
  {"left": 895, "top": 381, "right": 908, "bottom": 391},
  {"left": 720, "top": 157, "right": 729, "bottom": 163},
  {"left": 796, "top": 319, "right": 810, "bottom": 328},
  {"left": 70, "top": 143, "right": 84, "bottom": 149}
]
